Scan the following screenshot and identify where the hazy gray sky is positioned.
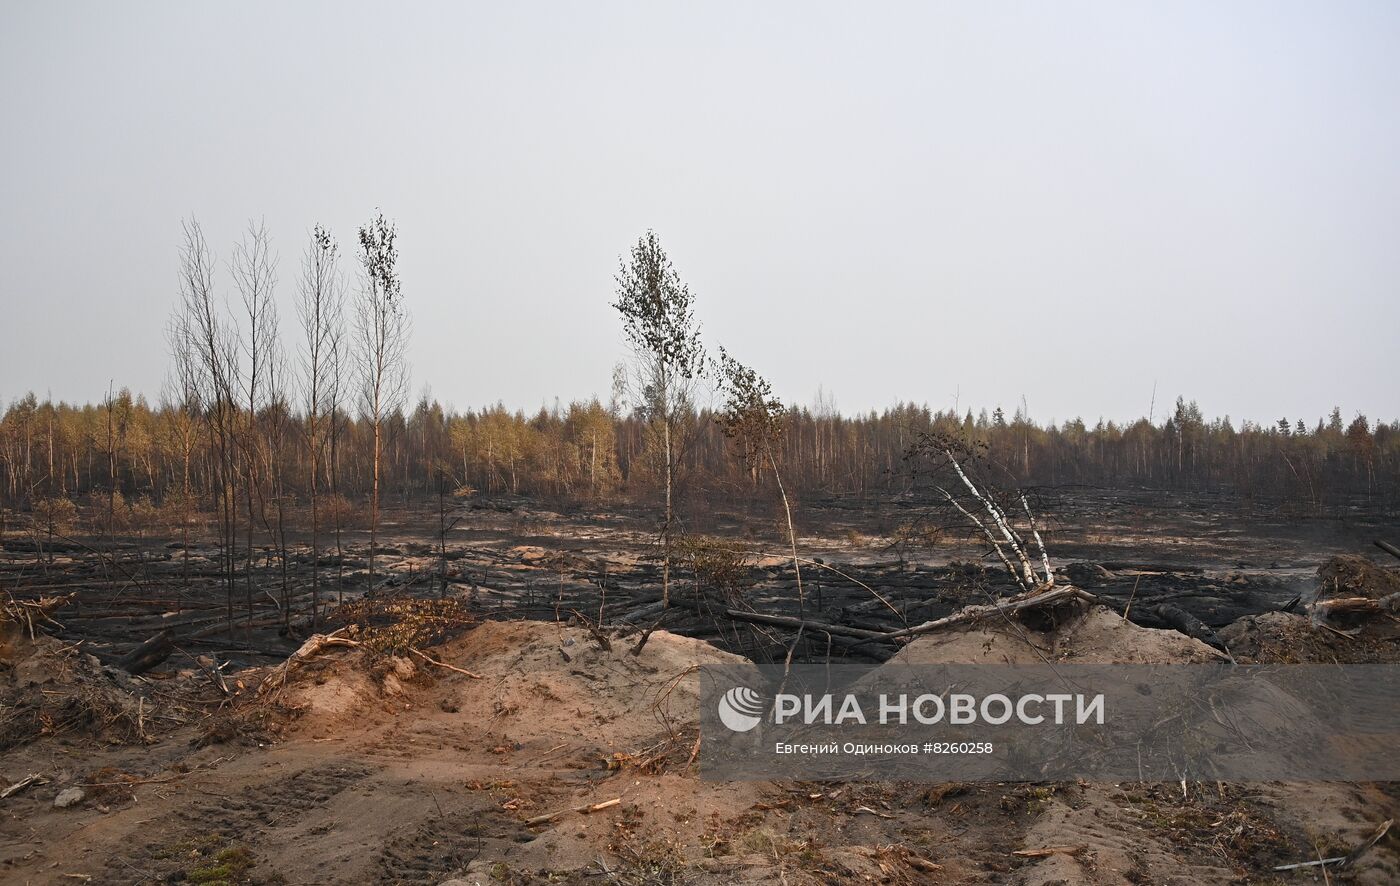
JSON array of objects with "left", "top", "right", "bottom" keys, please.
[{"left": 2, "top": 1, "right": 1397, "bottom": 426}]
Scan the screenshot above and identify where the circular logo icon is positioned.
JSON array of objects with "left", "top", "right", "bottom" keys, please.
[{"left": 717, "top": 686, "right": 766, "bottom": 732}]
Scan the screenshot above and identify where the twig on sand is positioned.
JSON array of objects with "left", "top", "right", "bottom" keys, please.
[
  {"left": 1, "top": 774, "right": 45, "bottom": 799},
  {"left": 1013, "top": 845, "right": 1087, "bottom": 858},
  {"left": 1122, "top": 574, "right": 1142, "bottom": 622},
  {"left": 569, "top": 608, "right": 612, "bottom": 651},
  {"left": 1273, "top": 819, "right": 1392, "bottom": 872},
  {"left": 406, "top": 646, "right": 481, "bottom": 679},
  {"left": 525, "top": 797, "right": 621, "bottom": 827}
]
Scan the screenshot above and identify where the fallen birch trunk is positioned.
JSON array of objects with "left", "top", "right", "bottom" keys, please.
[
  {"left": 1311, "top": 593, "right": 1400, "bottom": 618},
  {"left": 871, "top": 585, "right": 1096, "bottom": 643}
]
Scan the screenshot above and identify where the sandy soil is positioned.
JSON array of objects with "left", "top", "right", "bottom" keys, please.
[
  {"left": 4, "top": 602, "right": 1399, "bottom": 885},
  {"left": 3, "top": 492, "right": 1400, "bottom": 884}
]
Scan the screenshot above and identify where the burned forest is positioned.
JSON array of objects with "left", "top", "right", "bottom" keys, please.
[
  {"left": 5, "top": 4, "right": 1400, "bottom": 880},
  {"left": 2, "top": 220, "right": 1398, "bottom": 885}
]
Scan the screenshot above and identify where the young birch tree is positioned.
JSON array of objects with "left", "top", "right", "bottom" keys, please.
[
  {"left": 296, "top": 224, "right": 345, "bottom": 628},
  {"left": 354, "top": 211, "right": 409, "bottom": 591},
  {"left": 714, "top": 349, "right": 805, "bottom": 616},
  {"left": 613, "top": 232, "right": 704, "bottom": 607},
  {"left": 906, "top": 434, "right": 1054, "bottom": 594}
]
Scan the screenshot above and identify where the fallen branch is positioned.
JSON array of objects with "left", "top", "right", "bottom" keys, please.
[
  {"left": 1013, "top": 845, "right": 1087, "bottom": 858},
  {"left": 1274, "top": 818, "right": 1392, "bottom": 872},
  {"left": 1150, "top": 603, "right": 1230, "bottom": 655},
  {"left": 257, "top": 631, "right": 359, "bottom": 694},
  {"left": 1122, "top": 574, "right": 1142, "bottom": 622},
  {"left": 85, "top": 757, "right": 229, "bottom": 787},
  {"left": 665, "top": 596, "right": 893, "bottom": 641},
  {"left": 406, "top": 646, "right": 481, "bottom": 679},
  {"left": 741, "top": 552, "right": 904, "bottom": 623},
  {"left": 569, "top": 608, "right": 612, "bottom": 651},
  {"left": 525, "top": 796, "right": 621, "bottom": 827},
  {"left": 629, "top": 610, "right": 668, "bottom": 656},
  {"left": 1339, "top": 818, "right": 1393, "bottom": 869},
  {"left": 866, "top": 585, "right": 1096, "bottom": 644},
  {"left": 714, "top": 608, "right": 892, "bottom": 640},
  {"left": 1311, "top": 594, "right": 1400, "bottom": 618},
  {"left": 1272, "top": 856, "right": 1347, "bottom": 872},
  {"left": 1, "top": 774, "right": 45, "bottom": 799},
  {"left": 196, "top": 653, "right": 231, "bottom": 697}
]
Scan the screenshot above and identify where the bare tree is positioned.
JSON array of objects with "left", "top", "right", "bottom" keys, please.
[
  {"left": 613, "top": 231, "right": 704, "bottom": 608},
  {"left": 327, "top": 307, "right": 348, "bottom": 602},
  {"left": 354, "top": 211, "right": 410, "bottom": 591},
  {"left": 171, "top": 217, "right": 242, "bottom": 630},
  {"left": 157, "top": 367, "right": 200, "bottom": 607},
  {"left": 230, "top": 220, "right": 280, "bottom": 634},
  {"left": 296, "top": 224, "right": 345, "bottom": 627},
  {"left": 264, "top": 334, "right": 293, "bottom": 628},
  {"left": 714, "top": 348, "right": 805, "bottom": 615}
]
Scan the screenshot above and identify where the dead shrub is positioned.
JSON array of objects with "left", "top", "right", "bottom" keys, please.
[
  {"left": 192, "top": 707, "right": 280, "bottom": 747},
  {"left": 332, "top": 595, "right": 476, "bottom": 654},
  {"left": 82, "top": 766, "right": 139, "bottom": 805},
  {"left": 28, "top": 497, "right": 77, "bottom": 556},
  {"left": 320, "top": 493, "right": 364, "bottom": 530},
  {"left": 676, "top": 535, "right": 753, "bottom": 605}
]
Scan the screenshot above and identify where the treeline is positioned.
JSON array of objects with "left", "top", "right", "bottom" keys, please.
[
  {"left": 0, "top": 214, "right": 1395, "bottom": 539},
  {"left": 1, "top": 390, "right": 1395, "bottom": 515},
  {"left": 10, "top": 216, "right": 1390, "bottom": 638}
]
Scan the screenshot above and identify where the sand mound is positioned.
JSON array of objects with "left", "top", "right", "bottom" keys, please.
[
  {"left": 0, "top": 630, "right": 150, "bottom": 750},
  {"left": 1220, "top": 610, "right": 1400, "bottom": 664},
  {"left": 277, "top": 649, "right": 424, "bottom": 725},
  {"left": 442, "top": 620, "right": 747, "bottom": 748},
  {"left": 1317, "top": 554, "right": 1400, "bottom": 600},
  {"left": 280, "top": 619, "right": 748, "bottom": 751},
  {"left": 894, "top": 604, "right": 1222, "bottom": 665}
]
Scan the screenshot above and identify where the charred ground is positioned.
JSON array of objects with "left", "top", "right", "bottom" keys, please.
[{"left": 2, "top": 487, "right": 1399, "bottom": 884}]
